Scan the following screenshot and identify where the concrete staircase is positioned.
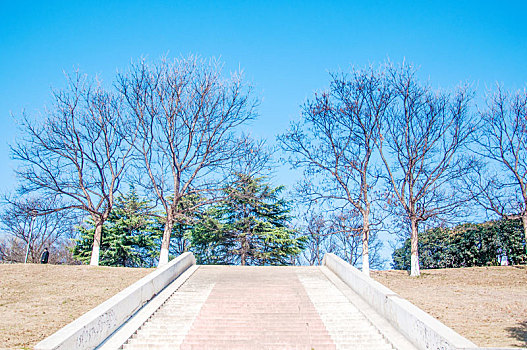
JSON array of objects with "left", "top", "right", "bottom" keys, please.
[
  {"left": 36, "top": 253, "right": 481, "bottom": 350},
  {"left": 121, "top": 266, "right": 400, "bottom": 350}
]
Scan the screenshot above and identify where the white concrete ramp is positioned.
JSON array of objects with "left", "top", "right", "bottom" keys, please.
[{"left": 117, "top": 266, "right": 413, "bottom": 350}]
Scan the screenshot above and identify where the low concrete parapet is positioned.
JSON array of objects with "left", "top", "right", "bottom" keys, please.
[
  {"left": 35, "top": 252, "right": 196, "bottom": 350},
  {"left": 323, "top": 253, "right": 478, "bottom": 350}
]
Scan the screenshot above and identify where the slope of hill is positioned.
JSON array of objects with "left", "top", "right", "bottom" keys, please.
[
  {"left": 372, "top": 265, "right": 527, "bottom": 348},
  {"left": 0, "top": 263, "right": 525, "bottom": 349},
  {"left": 0, "top": 264, "right": 152, "bottom": 350}
]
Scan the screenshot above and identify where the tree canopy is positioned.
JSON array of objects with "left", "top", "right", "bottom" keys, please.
[
  {"left": 189, "top": 173, "right": 305, "bottom": 265},
  {"left": 392, "top": 219, "right": 527, "bottom": 270},
  {"left": 8, "top": 57, "right": 527, "bottom": 271},
  {"left": 72, "top": 189, "right": 162, "bottom": 267}
]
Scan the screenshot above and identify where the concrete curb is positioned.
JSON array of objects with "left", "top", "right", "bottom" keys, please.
[
  {"left": 97, "top": 264, "right": 200, "bottom": 350},
  {"left": 323, "top": 253, "right": 477, "bottom": 350},
  {"left": 34, "top": 252, "right": 196, "bottom": 350}
]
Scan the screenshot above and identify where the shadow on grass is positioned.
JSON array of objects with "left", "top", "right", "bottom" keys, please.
[{"left": 506, "top": 320, "right": 527, "bottom": 346}]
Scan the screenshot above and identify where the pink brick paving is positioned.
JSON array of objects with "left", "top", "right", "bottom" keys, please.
[{"left": 180, "top": 266, "right": 335, "bottom": 350}]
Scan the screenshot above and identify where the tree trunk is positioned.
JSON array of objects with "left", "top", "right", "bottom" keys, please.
[
  {"left": 362, "top": 214, "right": 370, "bottom": 276},
  {"left": 90, "top": 220, "right": 103, "bottom": 266},
  {"left": 158, "top": 217, "right": 173, "bottom": 267},
  {"left": 522, "top": 214, "right": 527, "bottom": 253},
  {"left": 240, "top": 235, "right": 248, "bottom": 266},
  {"left": 410, "top": 218, "right": 420, "bottom": 277}
]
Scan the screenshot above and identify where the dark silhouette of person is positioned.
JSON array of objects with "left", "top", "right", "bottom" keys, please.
[{"left": 40, "top": 248, "right": 49, "bottom": 264}]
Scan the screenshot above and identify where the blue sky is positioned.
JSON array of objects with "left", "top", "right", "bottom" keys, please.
[{"left": 1, "top": 1, "right": 527, "bottom": 263}]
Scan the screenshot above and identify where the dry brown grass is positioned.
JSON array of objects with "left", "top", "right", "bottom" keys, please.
[
  {"left": 0, "top": 263, "right": 152, "bottom": 350},
  {"left": 1, "top": 263, "right": 525, "bottom": 349},
  {"left": 372, "top": 265, "right": 527, "bottom": 348}
]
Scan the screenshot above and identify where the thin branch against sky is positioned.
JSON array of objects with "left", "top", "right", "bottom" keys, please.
[{"left": 1, "top": 2, "right": 526, "bottom": 265}]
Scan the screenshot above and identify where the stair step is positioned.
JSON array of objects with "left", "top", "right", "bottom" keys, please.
[{"left": 121, "top": 266, "right": 397, "bottom": 350}]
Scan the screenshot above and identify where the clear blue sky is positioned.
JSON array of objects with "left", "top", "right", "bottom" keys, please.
[{"left": 1, "top": 1, "right": 526, "bottom": 261}]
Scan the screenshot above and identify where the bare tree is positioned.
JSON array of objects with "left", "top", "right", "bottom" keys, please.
[
  {"left": 300, "top": 212, "right": 334, "bottom": 266},
  {"left": 229, "top": 136, "right": 274, "bottom": 178},
  {"left": 0, "top": 237, "right": 26, "bottom": 263},
  {"left": 376, "top": 64, "right": 475, "bottom": 276},
  {"left": 0, "top": 196, "right": 78, "bottom": 263},
  {"left": 117, "top": 57, "right": 257, "bottom": 266},
  {"left": 12, "top": 73, "right": 134, "bottom": 265},
  {"left": 329, "top": 210, "right": 366, "bottom": 266},
  {"left": 279, "top": 67, "right": 391, "bottom": 275},
  {"left": 472, "top": 87, "right": 527, "bottom": 249},
  {"left": 299, "top": 209, "right": 385, "bottom": 269}
]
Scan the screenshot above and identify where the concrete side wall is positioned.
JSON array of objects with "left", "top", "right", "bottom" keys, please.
[
  {"left": 323, "top": 253, "right": 477, "bottom": 350},
  {"left": 34, "top": 252, "right": 196, "bottom": 350}
]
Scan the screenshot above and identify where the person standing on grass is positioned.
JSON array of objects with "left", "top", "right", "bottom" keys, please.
[{"left": 40, "top": 248, "right": 49, "bottom": 264}]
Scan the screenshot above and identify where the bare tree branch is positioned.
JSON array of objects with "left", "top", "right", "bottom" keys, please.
[
  {"left": 117, "top": 56, "right": 257, "bottom": 266},
  {"left": 279, "top": 65, "right": 391, "bottom": 275},
  {"left": 376, "top": 63, "right": 476, "bottom": 276},
  {"left": 471, "top": 86, "right": 527, "bottom": 248},
  {"left": 12, "top": 72, "right": 135, "bottom": 265}
]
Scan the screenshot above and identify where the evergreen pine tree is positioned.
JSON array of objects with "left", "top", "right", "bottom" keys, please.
[
  {"left": 190, "top": 174, "right": 305, "bottom": 265},
  {"left": 72, "top": 188, "right": 162, "bottom": 267}
]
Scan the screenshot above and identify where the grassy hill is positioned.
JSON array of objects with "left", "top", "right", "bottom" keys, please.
[
  {"left": 0, "top": 263, "right": 525, "bottom": 349},
  {"left": 0, "top": 264, "right": 152, "bottom": 350},
  {"left": 372, "top": 265, "right": 527, "bottom": 348}
]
